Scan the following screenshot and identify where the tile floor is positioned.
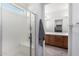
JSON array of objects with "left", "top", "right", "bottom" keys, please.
[{"left": 45, "top": 45, "right": 68, "bottom": 56}]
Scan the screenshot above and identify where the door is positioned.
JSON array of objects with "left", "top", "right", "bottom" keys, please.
[{"left": 2, "top": 3, "right": 36, "bottom": 56}]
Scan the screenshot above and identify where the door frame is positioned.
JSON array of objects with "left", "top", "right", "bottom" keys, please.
[
  {"left": 68, "top": 3, "right": 72, "bottom": 56},
  {"left": 44, "top": 3, "right": 72, "bottom": 56}
]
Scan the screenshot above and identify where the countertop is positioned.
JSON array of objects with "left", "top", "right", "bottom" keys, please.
[{"left": 45, "top": 32, "right": 68, "bottom": 36}]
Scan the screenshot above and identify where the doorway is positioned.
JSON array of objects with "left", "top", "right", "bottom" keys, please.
[{"left": 44, "top": 3, "right": 69, "bottom": 56}]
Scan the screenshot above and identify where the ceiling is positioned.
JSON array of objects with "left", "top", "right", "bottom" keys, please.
[{"left": 14, "top": 3, "right": 31, "bottom": 9}]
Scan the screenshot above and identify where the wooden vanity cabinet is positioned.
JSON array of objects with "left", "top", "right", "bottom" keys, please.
[
  {"left": 45, "top": 34, "right": 68, "bottom": 49},
  {"left": 45, "top": 35, "right": 50, "bottom": 44}
]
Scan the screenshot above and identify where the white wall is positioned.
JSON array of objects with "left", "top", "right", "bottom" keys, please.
[
  {"left": 71, "top": 3, "right": 79, "bottom": 56},
  {"left": 45, "top": 4, "right": 69, "bottom": 33}
]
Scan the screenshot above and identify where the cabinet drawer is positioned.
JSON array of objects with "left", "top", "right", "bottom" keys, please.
[
  {"left": 49, "top": 35, "right": 55, "bottom": 42},
  {"left": 55, "top": 42, "right": 64, "bottom": 47},
  {"left": 45, "top": 35, "right": 50, "bottom": 44},
  {"left": 55, "top": 35, "right": 64, "bottom": 43},
  {"left": 63, "top": 38, "right": 68, "bottom": 48}
]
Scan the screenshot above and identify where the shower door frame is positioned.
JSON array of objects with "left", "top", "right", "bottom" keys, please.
[{"left": 29, "top": 11, "right": 37, "bottom": 56}]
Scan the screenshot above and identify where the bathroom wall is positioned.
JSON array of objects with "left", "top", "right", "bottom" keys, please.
[
  {"left": 45, "top": 4, "right": 69, "bottom": 33},
  {"left": 71, "top": 3, "right": 79, "bottom": 56}
]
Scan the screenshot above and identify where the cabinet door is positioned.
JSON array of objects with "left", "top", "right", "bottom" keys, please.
[
  {"left": 49, "top": 35, "right": 55, "bottom": 45},
  {"left": 55, "top": 35, "right": 64, "bottom": 47},
  {"left": 63, "top": 36, "right": 68, "bottom": 48},
  {"left": 45, "top": 35, "right": 50, "bottom": 44},
  {"left": 49, "top": 35, "right": 55, "bottom": 42},
  {"left": 55, "top": 35, "right": 64, "bottom": 43}
]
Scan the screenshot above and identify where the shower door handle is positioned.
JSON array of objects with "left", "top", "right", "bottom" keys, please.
[
  {"left": 29, "top": 36, "right": 32, "bottom": 40},
  {"left": 29, "top": 36, "right": 31, "bottom": 39},
  {"left": 29, "top": 33, "right": 32, "bottom": 45},
  {"left": 29, "top": 33, "right": 32, "bottom": 40}
]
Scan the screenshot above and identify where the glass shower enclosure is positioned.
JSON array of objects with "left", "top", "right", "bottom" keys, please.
[{"left": 0, "top": 3, "right": 36, "bottom": 56}]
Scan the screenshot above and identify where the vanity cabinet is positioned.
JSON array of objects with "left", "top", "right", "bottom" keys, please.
[{"left": 45, "top": 34, "right": 68, "bottom": 49}]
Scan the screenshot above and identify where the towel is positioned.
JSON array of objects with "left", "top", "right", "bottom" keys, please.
[{"left": 39, "top": 19, "right": 45, "bottom": 47}]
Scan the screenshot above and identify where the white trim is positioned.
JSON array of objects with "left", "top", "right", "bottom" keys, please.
[
  {"left": 68, "top": 3, "right": 72, "bottom": 56},
  {"left": 44, "top": 3, "right": 72, "bottom": 56}
]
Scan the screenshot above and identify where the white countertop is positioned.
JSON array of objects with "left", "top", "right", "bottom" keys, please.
[{"left": 45, "top": 32, "right": 68, "bottom": 36}]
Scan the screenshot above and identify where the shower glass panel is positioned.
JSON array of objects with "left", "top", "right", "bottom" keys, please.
[{"left": 2, "top": 3, "right": 36, "bottom": 56}]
